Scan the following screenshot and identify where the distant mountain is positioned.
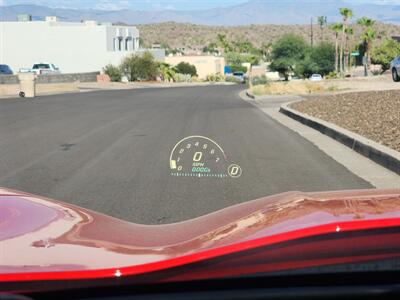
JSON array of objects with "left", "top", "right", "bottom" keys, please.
[
  {"left": 1, "top": 0, "right": 399, "bottom": 25},
  {"left": 135, "top": 21, "right": 400, "bottom": 51}
]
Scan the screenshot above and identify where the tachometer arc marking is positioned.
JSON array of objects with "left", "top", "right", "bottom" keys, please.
[{"left": 169, "top": 135, "right": 227, "bottom": 163}]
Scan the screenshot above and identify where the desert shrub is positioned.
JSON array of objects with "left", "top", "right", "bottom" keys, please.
[
  {"left": 120, "top": 51, "right": 158, "bottom": 81},
  {"left": 370, "top": 65, "right": 382, "bottom": 75},
  {"left": 175, "top": 62, "right": 197, "bottom": 76},
  {"left": 325, "top": 71, "right": 338, "bottom": 79},
  {"left": 225, "top": 76, "right": 243, "bottom": 83},
  {"left": 103, "top": 64, "right": 122, "bottom": 82},
  {"left": 251, "top": 75, "right": 268, "bottom": 86},
  {"left": 206, "top": 73, "right": 225, "bottom": 82},
  {"left": 173, "top": 73, "right": 192, "bottom": 82},
  {"left": 326, "top": 85, "right": 339, "bottom": 92},
  {"left": 371, "top": 38, "right": 400, "bottom": 72}
]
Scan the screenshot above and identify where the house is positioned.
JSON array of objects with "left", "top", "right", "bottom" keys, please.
[
  {"left": 0, "top": 15, "right": 165, "bottom": 73},
  {"left": 165, "top": 55, "right": 225, "bottom": 79}
]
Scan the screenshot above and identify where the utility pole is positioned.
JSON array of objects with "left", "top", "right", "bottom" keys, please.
[{"left": 310, "top": 17, "right": 314, "bottom": 47}]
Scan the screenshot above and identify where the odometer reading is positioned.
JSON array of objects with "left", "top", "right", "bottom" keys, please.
[{"left": 169, "top": 136, "right": 242, "bottom": 178}]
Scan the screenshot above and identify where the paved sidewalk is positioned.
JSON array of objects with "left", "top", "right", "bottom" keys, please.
[{"left": 239, "top": 90, "right": 400, "bottom": 189}]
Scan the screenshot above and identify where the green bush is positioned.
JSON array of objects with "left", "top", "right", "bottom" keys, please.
[
  {"left": 294, "top": 42, "right": 335, "bottom": 78},
  {"left": 325, "top": 71, "right": 338, "bottom": 79},
  {"left": 270, "top": 34, "right": 308, "bottom": 80},
  {"left": 225, "top": 52, "right": 260, "bottom": 66},
  {"left": 225, "top": 76, "right": 243, "bottom": 83},
  {"left": 120, "top": 51, "right": 158, "bottom": 81},
  {"left": 371, "top": 38, "right": 400, "bottom": 72},
  {"left": 251, "top": 75, "right": 268, "bottom": 86},
  {"left": 175, "top": 62, "right": 197, "bottom": 77},
  {"left": 158, "top": 62, "right": 176, "bottom": 82},
  {"left": 206, "top": 73, "right": 225, "bottom": 82},
  {"left": 173, "top": 73, "right": 192, "bottom": 82},
  {"left": 103, "top": 64, "right": 122, "bottom": 82},
  {"left": 229, "top": 65, "right": 248, "bottom": 73}
]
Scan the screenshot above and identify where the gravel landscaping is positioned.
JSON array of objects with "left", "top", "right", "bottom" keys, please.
[{"left": 290, "top": 90, "right": 400, "bottom": 152}]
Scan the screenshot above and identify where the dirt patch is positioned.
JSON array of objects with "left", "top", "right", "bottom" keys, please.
[
  {"left": 251, "top": 75, "right": 399, "bottom": 96},
  {"left": 290, "top": 90, "right": 400, "bottom": 152},
  {"left": 251, "top": 81, "right": 340, "bottom": 96}
]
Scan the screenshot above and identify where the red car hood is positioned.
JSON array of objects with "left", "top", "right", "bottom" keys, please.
[{"left": 1, "top": 187, "right": 400, "bottom": 286}]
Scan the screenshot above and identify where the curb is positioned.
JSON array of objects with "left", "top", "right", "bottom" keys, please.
[
  {"left": 280, "top": 102, "right": 400, "bottom": 175},
  {"left": 246, "top": 89, "right": 255, "bottom": 99}
]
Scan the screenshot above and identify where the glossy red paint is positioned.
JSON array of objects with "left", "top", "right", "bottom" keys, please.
[{"left": 1, "top": 187, "right": 400, "bottom": 286}]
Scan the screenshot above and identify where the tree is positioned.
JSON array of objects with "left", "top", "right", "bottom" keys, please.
[
  {"left": 120, "top": 51, "right": 158, "bottom": 81},
  {"left": 233, "top": 40, "right": 255, "bottom": 54},
  {"left": 203, "top": 42, "right": 219, "bottom": 54},
  {"left": 357, "top": 17, "right": 376, "bottom": 75},
  {"left": 344, "top": 27, "right": 354, "bottom": 71},
  {"left": 260, "top": 42, "right": 273, "bottom": 61},
  {"left": 295, "top": 42, "right": 335, "bottom": 77},
  {"left": 317, "top": 16, "right": 327, "bottom": 42},
  {"left": 230, "top": 65, "right": 248, "bottom": 73},
  {"left": 138, "top": 37, "right": 146, "bottom": 48},
  {"left": 310, "top": 42, "right": 335, "bottom": 75},
  {"left": 175, "top": 62, "right": 197, "bottom": 77},
  {"left": 225, "top": 52, "right": 260, "bottom": 66},
  {"left": 269, "top": 34, "right": 308, "bottom": 80},
  {"left": 329, "top": 23, "right": 343, "bottom": 74},
  {"left": 339, "top": 8, "right": 353, "bottom": 74},
  {"left": 371, "top": 38, "right": 400, "bottom": 72},
  {"left": 216, "top": 33, "right": 232, "bottom": 53}
]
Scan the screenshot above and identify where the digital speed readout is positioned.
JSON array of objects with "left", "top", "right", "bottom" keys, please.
[{"left": 169, "top": 136, "right": 242, "bottom": 178}]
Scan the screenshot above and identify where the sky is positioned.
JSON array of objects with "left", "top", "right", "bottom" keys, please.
[{"left": 2, "top": 0, "right": 400, "bottom": 11}]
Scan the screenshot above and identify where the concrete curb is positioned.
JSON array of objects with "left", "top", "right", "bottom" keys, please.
[
  {"left": 280, "top": 102, "right": 400, "bottom": 175},
  {"left": 246, "top": 89, "right": 255, "bottom": 99}
]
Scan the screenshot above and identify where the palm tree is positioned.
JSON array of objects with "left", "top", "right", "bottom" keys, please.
[
  {"left": 357, "top": 17, "right": 376, "bottom": 75},
  {"left": 260, "top": 42, "right": 273, "bottom": 61},
  {"left": 339, "top": 8, "right": 353, "bottom": 75},
  {"left": 344, "top": 27, "right": 353, "bottom": 72},
  {"left": 216, "top": 33, "right": 232, "bottom": 54},
  {"left": 330, "top": 23, "right": 343, "bottom": 74},
  {"left": 158, "top": 63, "right": 176, "bottom": 82},
  {"left": 317, "top": 16, "right": 327, "bottom": 42}
]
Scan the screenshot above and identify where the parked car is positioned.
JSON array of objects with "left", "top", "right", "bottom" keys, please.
[
  {"left": 19, "top": 62, "right": 61, "bottom": 75},
  {"left": 0, "top": 64, "right": 13, "bottom": 75},
  {"left": 390, "top": 56, "right": 400, "bottom": 82},
  {"left": 309, "top": 74, "right": 323, "bottom": 81},
  {"left": 232, "top": 71, "right": 246, "bottom": 83}
]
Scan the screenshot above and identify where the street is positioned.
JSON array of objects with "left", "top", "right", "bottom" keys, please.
[{"left": 0, "top": 85, "right": 371, "bottom": 224}]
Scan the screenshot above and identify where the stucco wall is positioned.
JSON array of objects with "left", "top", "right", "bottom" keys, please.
[
  {"left": 36, "top": 72, "right": 99, "bottom": 83},
  {"left": 0, "top": 21, "right": 142, "bottom": 74},
  {"left": 165, "top": 56, "right": 225, "bottom": 79},
  {"left": 0, "top": 75, "right": 19, "bottom": 84}
]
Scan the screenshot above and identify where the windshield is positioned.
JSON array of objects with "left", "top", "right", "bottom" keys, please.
[
  {"left": 0, "top": 0, "right": 399, "bottom": 292},
  {"left": 32, "top": 63, "right": 50, "bottom": 69}
]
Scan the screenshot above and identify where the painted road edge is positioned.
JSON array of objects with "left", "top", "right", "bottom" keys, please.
[{"left": 279, "top": 101, "right": 400, "bottom": 175}]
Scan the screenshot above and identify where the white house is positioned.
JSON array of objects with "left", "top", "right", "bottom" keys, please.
[{"left": 0, "top": 16, "right": 164, "bottom": 74}]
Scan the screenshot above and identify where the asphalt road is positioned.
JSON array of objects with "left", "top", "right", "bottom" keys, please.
[{"left": 0, "top": 85, "right": 372, "bottom": 224}]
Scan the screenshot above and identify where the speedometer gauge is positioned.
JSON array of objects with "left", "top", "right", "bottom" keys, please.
[{"left": 169, "top": 136, "right": 242, "bottom": 178}]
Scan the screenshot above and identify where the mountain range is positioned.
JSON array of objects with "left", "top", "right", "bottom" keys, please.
[{"left": 1, "top": 0, "right": 400, "bottom": 25}]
